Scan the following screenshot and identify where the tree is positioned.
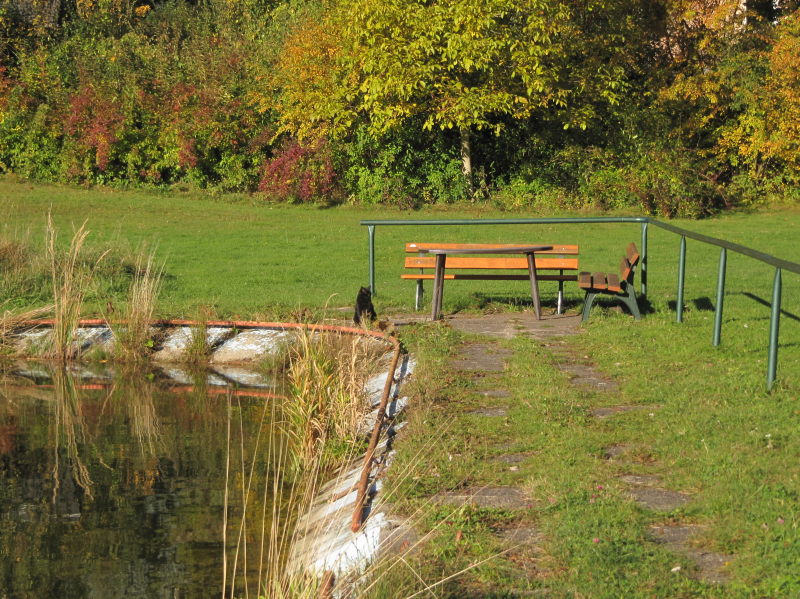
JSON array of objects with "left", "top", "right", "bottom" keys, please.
[{"left": 277, "top": 0, "right": 633, "bottom": 183}]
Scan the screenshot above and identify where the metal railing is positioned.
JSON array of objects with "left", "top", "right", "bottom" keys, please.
[{"left": 361, "top": 216, "right": 799, "bottom": 390}]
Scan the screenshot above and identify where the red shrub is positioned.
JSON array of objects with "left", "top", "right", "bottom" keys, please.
[
  {"left": 259, "top": 139, "right": 337, "bottom": 203},
  {"left": 66, "top": 84, "right": 124, "bottom": 172}
]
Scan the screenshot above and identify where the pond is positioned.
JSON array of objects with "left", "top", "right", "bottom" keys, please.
[{"left": 0, "top": 363, "right": 293, "bottom": 599}]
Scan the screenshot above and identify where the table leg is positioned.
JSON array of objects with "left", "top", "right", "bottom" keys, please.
[
  {"left": 526, "top": 252, "right": 542, "bottom": 320},
  {"left": 432, "top": 253, "right": 446, "bottom": 320}
]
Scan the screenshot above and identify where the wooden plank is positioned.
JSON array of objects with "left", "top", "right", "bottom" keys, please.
[
  {"left": 578, "top": 272, "right": 592, "bottom": 289},
  {"left": 620, "top": 257, "right": 633, "bottom": 282},
  {"left": 402, "top": 273, "right": 578, "bottom": 281},
  {"left": 406, "top": 243, "right": 579, "bottom": 255},
  {"left": 606, "top": 273, "right": 622, "bottom": 293},
  {"left": 592, "top": 272, "right": 608, "bottom": 290},
  {"left": 404, "top": 256, "right": 579, "bottom": 270}
]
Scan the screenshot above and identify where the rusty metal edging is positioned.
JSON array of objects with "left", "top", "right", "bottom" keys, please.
[{"left": 350, "top": 340, "right": 403, "bottom": 533}]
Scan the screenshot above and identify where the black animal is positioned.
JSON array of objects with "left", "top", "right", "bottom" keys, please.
[{"left": 353, "top": 286, "right": 377, "bottom": 325}]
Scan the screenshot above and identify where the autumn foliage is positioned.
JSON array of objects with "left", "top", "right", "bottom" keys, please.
[{"left": 0, "top": 0, "right": 798, "bottom": 212}]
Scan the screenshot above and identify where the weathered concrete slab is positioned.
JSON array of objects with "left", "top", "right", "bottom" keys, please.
[
  {"left": 619, "top": 474, "right": 663, "bottom": 487},
  {"left": 500, "top": 525, "right": 544, "bottom": 547},
  {"left": 649, "top": 524, "right": 733, "bottom": 584},
  {"left": 468, "top": 407, "right": 509, "bottom": 417},
  {"left": 629, "top": 487, "right": 692, "bottom": 512},
  {"left": 152, "top": 326, "right": 231, "bottom": 362},
  {"left": 445, "top": 313, "right": 580, "bottom": 340},
  {"left": 603, "top": 444, "right": 633, "bottom": 460},
  {"left": 592, "top": 405, "right": 649, "bottom": 419},
  {"left": 475, "top": 389, "right": 512, "bottom": 398},
  {"left": 555, "top": 362, "right": 618, "bottom": 391},
  {"left": 209, "top": 329, "right": 289, "bottom": 363}
]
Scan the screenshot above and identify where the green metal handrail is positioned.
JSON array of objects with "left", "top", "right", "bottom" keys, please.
[{"left": 361, "top": 216, "right": 798, "bottom": 391}]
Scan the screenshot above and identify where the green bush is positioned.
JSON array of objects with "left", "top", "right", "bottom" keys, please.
[{"left": 337, "top": 123, "right": 469, "bottom": 206}]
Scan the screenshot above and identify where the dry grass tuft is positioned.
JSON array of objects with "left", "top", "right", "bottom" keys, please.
[
  {"left": 46, "top": 216, "right": 106, "bottom": 361},
  {"left": 113, "top": 247, "right": 164, "bottom": 362},
  {"left": 283, "top": 329, "right": 384, "bottom": 467},
  {"left": 0, "top": 304, "right": 53, "bottom": 353}
]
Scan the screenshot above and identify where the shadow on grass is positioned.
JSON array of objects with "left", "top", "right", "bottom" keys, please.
[
  {"left": 742, "top": 292, "right": 800, "bottom": 323},
  {"left": 667, "top": 297, "right": 714, "bottom": 312}
]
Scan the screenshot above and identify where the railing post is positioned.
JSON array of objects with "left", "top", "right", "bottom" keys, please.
[
  {"left": 640, "top": 221, "right": 648, "bottom": 297},
  {"left": 767, "top": 268, "right": 782, "bottom": 391},
  {"left": 713, "top": 247, "right": 727, "bottom": 346},
  {"left": 368, "top": 225, "right": 376, "bottom": 296},
  {"left": 677, "top": 235, "right": 686, "bottom": 323}
]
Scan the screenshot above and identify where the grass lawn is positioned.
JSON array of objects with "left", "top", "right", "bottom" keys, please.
[
  {"left": 4, "top": 177, "right": 798, "bottom": 321},
  {"left": 3, "top": 177, "right": 800, "bottom": 596}
]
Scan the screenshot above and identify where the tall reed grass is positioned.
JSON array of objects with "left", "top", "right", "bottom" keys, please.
[
  {"left": 113, "top": 248, "right": 164, "bottom": 362},
  {"left": 282, "top": 329, "right": 384, "bottom": 468},
  {"left": 185, "top": 305, "right": 215, "bottom": 363},
  {"left": 222, "top": 330, "right": 489, "bottom": 598},
  {"left": 46, "top": 215, "right": 108, "bottom": 361}
]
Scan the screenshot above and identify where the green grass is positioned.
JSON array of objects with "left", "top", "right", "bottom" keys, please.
[
  {"left": 383, "top": 310, "right": 800, "bottom": 597},
  {"left": 3, "top": 178, "right": 800, "bottom": 595},
  {"left": 5, "top": 177, "right": 798, "bottom": 322}
]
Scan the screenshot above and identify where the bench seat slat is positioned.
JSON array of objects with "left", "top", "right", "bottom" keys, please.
[
  {"left": 592, "top": 272, "right": 607, "bottom": 290},
  {"left": 402, "top": 273, "right": 578, "bottom": 281},
  {"left": 606, "top": 273, "right": 622, "bottom": 293},
  {"left": 407, "top": 243, "right": 578, "bottom": 255},
  {"left": 405, "top": 256, "right": 579, "bottom": 270}
]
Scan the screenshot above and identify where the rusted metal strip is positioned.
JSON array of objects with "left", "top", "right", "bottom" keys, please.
[{"left": 350, "top": 340, "right": 403, "bottom": 533}]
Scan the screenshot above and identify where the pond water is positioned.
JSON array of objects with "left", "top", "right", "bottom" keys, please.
[{"left": 0, "top": 364, "right": 290, "bottom": 599}]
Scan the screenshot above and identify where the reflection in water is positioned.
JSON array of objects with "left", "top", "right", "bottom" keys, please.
[
  {"left": 0, "top": 364, "right": 284, "bottom": 599},
  {"left": 52, "top": 369, "right": 95, "bottom": 506}
]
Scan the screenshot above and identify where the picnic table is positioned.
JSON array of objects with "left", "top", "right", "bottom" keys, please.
[{"left": 420, "top": 245, "right": 553, "bottom": 320}]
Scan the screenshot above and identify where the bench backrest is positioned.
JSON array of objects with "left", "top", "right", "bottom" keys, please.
[
  {"left": 404, "top": 243, "right": 579, "bottom": 271},
  {"left": 619, "top": 243, "right": 640, "bottom": 284}
]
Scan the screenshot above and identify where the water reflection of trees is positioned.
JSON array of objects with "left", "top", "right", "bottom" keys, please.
[{"left": 0, "top": 366, "right": 279, "bottom": 599}]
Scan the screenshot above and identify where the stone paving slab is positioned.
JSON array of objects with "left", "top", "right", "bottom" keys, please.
[
  {"left": 475, "top": 389, "right": 512, "bottom": 398},
  {"left": 432, "top": 487, "right": 533, "bottom": 510},
  {"left": 649, "top": 524, "right": 733, "bottom": 584},
  {"left": 450, "top": 343, "right": 511, "bottom": 372},
  {"left": 603, "top": 444, "right": 633, "bottom": 460},
  {"left": 592, "top": 405, "right": 649, "bottom": 419},
  {"left": 628, "top": 486, "right": 692, "bottom": 512},
  {"left": 468, "top": 407, "right": 509, "bottom": 417},
  {"left": 500, "top": 525, "right": 544, "bottom": 547}
]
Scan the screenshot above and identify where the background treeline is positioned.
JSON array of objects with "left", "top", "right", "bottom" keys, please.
[{"left": 0, "top": 0, "right": 798, "bottom": 215}]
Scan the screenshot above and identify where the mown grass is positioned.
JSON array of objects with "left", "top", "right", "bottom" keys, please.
[
  {"left": 4, "top": 177, "right": 797, "bottom": 321},
  {"left": 2, "top": 177, "right": 799, "bottom": 595}
]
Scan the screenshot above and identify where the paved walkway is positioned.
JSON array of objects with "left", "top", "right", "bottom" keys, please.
[{"left": 394, "top": 310, "right": 732, "bottom": 588}]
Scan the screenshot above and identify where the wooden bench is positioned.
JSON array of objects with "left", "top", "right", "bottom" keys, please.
[
  {"left": 578, "top": 242, "right": 641, "bottom": 321},
  {"left": 402, "top": 243, "right": 580, "bottom": 313}
]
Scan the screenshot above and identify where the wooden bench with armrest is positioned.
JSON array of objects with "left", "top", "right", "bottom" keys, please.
[
  {"left": 402, "top": 243, "right": 580, "bottom": 313},
  {"left": 578, "top": 242, "right": 641, "bottom": 321}
]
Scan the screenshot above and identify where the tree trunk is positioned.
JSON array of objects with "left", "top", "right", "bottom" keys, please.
[{"left": 460, "top": 127, "right": 473, "bottom": 191}]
